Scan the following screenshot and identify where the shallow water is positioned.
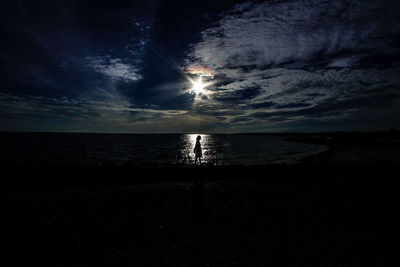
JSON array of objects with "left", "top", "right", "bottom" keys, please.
[{"left": 0, "top": 133, "right": 327, "bottom": 166}]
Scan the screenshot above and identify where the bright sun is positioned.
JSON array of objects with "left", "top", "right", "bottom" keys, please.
[
  {"left": 191, "top": 76, "right": 205, "bottom": 94},
  {"left": 188, "top": 75, "right": 213, "bottom": 96}
]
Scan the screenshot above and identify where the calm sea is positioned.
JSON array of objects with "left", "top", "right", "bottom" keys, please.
[{"left": 0, "top": 133, "right": 327, "bottom": 166}]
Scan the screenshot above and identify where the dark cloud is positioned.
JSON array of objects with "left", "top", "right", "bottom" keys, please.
[
  {"left": 1, "top": 0, "right": 400, "bottom": 132},
  {"left": 185, "top": 0, "right": 400, "bottom": 131}
]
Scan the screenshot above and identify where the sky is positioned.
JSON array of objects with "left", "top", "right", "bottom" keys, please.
[{"left": 1, "top": 0, "right": 400, "bottom": 133}]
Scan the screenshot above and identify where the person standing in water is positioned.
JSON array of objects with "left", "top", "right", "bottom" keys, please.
[{"left": 193, "top": 135, "right": 202, "bottom": 164}]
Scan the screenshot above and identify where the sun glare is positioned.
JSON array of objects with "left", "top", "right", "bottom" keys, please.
[
  {"left": 192, "top": 76, "right": 205, "bottom": 94},
  {"left": 187, "top": 75, "right": 213, "bottom": 97}
]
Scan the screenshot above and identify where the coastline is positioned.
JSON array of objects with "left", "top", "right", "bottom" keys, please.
[
  {"left": 285, "top": 131, "right": 400, "bottom": 165},
  {"left": 4, "top": 131, "right": 400, "bottom": 266},
  {"left": 3, "top": 132, "right": 400, "bottom": 265},
  {"left": 2, "top": 159, "right": 399, "bottom": 196}
]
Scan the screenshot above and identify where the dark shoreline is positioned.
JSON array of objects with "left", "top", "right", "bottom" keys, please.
[
  {"left": 3, "top": 129, "right": 400, "bottom": 195},
  {"left": 3, "top": 131, "right": 400, "bottom": 265},
  {"left": 4, "top": 162, "right": 399, "bottom": 266},
  {"left": 2, "top": 161, "right": 399, "bottom": 195}
]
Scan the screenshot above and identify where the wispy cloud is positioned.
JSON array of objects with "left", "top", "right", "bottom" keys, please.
[
  {"left": 184, "top": 63, "right": 215, "bottom": 78},
  {"left": 0, "top": 91, "right": 191, "bottom": 132},
  {"left": 1, "top": 0, "right": 400, "bottom": 132},
  {"left": 184, "top": 0, "right": 400, "bottom": 130},
  {"left": 86, "top": 55, "right": 142, "bottom": 82}
]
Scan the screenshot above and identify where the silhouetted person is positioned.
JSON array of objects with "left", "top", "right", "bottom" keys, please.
[{"left": 193, "top": 135, "right": 202, "bottom": 165}]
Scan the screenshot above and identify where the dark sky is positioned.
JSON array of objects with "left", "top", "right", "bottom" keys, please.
[{"left": 1, "top": 0, "right": 400, "bottom": 133}]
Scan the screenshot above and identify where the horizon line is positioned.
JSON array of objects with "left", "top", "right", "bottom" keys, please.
[{"left": 0, "top": 129, "right": 397, "bottom": 135}]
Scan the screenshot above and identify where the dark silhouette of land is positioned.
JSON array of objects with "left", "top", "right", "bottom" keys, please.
[{"left": 2, "top": 130, "right": 400, "bottom": 266}]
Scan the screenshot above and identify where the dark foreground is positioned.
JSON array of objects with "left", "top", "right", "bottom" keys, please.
[{"left": 3, "top": 164, "right": 399, "bottom": 266}]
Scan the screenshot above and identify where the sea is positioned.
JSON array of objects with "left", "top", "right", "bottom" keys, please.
[{"left": 0, "top": 133, "right": 327, "bottom": 166}]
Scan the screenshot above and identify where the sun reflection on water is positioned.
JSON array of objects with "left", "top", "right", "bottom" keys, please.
[{"left": 177, "top": 134, "right": 217, "bottom": 165}]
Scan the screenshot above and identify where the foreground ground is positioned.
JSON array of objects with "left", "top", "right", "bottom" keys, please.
[{"left": 2, "top": 164, "right": 399, "bottom": 266}]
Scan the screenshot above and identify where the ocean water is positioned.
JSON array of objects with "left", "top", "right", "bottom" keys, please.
[{"left": 0, "top": 133, "right": 327, "bottom": 166}]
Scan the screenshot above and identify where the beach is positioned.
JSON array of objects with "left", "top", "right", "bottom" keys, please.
[
  {"left": 3, "top": 162, "right": 399, "bottom": 266},
  {"left": 3, "top": 132, "right": 400, "bottom": 265}
]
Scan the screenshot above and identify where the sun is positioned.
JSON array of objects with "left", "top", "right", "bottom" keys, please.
[
  {"left": 192, "top": 77, "right": 205, "bottom": 94},
  {"left": 187, "top": 75, "right": 213, "bottom": 97},
  {"left": 191, "top": 76, "right": 205, "bottom": 94}
]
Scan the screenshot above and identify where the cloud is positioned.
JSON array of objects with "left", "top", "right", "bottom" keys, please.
[
  {"left": 2, "top": 0, "right": 400, "bottom": 132},
  {"left": 184, "top": 63, "right": 215, "bottom": 78},
  {"left": 0, "top": 90, "right": 191, "bottom": 132},
  {"left": 183, "top": 0, "right": 400, "bottom": 130},
  {"left": 86, "top": 55, "right": 142, "bottom": 82}
]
